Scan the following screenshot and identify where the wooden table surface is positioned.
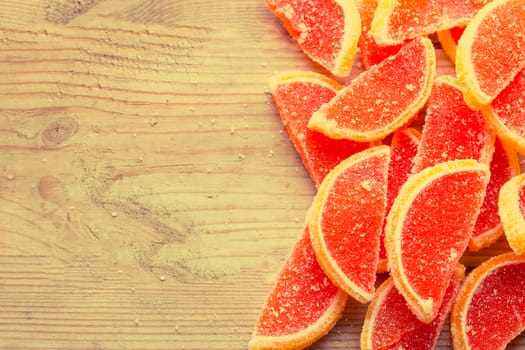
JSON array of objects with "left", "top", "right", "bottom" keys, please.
[{"left": 0, "top": 1, "right": 523, "bottom": 349}]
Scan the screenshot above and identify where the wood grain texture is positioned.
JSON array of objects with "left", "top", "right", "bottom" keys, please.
[{"left": 0, "top": 1, "right": 523, "bottom": 349}]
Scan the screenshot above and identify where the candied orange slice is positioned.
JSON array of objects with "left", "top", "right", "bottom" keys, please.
[
  {"left": 385, "top": 159, "right": 490, "bottom": 323},
  {"left": 482, "top": 68, "right": 525, "bottom": 154},
  {"left": 357, "top": 0, "right": 403, "bottom": 69},
  {"left": 266, "top": 0, "right": 361, "bottom": 77},
  {"left": 269, "top": 71, "right": 370, "bottom": 187},
  {"left": 308, "top": 37, "right": 435, "bottom": 142},
  {"left": 456, "top": 0, "right": 525, "bottom": 109},
  {"left": 437, "top": 26, "right": 465, "bottom": 63},
  {"left": 499, "top": 174, "right": 525, "bottom": 256},
  {"left": 470, "top": 137, "right": 520, "bottom": 252},
  {"left": 308, "top": 146, "right": 390, "bottom": 303},
  {"left": 377, "top": 128, "right": 420, "bottom": 273},
  {"left": 249, "top": 227, "right": 348, "bottom": 350},
  {"left": 371, "top": 0, "right": 489, "bottom": 46},
  {"left": 451, "top": 252, "right": 525, "bottom": 350},
  {"left": 361, "top": 265, "right": 464, "bottom": 349},
  {"left": 411, "top": 76, "right": 495, "bottom": 174}
]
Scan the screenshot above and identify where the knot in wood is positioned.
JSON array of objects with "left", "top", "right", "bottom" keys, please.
[{"left": 42, "top": 117, "right": 79, "bottom": 146}]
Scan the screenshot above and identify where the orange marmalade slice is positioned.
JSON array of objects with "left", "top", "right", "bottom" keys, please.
[
  {"left": 483, "top": 68, "right": 525, "bottom": 154},
  {"left": 357, "top": 0, "right": 403, "bottom": 69},
  {"left": 266, "top": 0, "right": 361, "bottom": 77},
  {"left": 378, "top": 128, "right": 420, "bottom": 273},
  {"left": 269, "top": 71, "right": 369, "bottom": 188},
  {"left": 451, "top": 252, "right": 525, "bottom": 350},
  {"left": 437, "top": 26, "right": 466, "bottom": 63},
  {"left": 470, "top": 137, "right": 520, "bottom": 252},
  {"left": 411, "top": 76, "right": 495, "bottom": 174},
  {"left": 308, "top": 37, "right": 435, "bottom": 142},
  {"left": 499, "top": 174, "right": 525, "bottom": 256},
  {"left": 249, "top": 227, "right": 347, "bottom": 350},
  {"left": 385, "top": 159, "right": 490, "bottom": 323},
  {"left": 308, "top": 146, "right": 390, "bottom": 303},
  {"left": 456, "top": 0, "right": 525, "bottom": 109},
  {"left": 361, "top": 265, "right": 464, "bottom": 349},
  {"left": 371, "top": 0, "right": 489, "bottom": 46}
]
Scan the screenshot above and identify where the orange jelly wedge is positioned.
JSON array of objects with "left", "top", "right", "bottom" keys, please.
[
  {"left": 361, "top": 265, "right": 464, "bottom": 349},
  {"left": 371, "top": 0, "right": 489, "bottom": 46},
  {"left": 266, "top": 0, "right": 361, "bottom": 77},
  {"left": 385, "top": 159, "right": 490, "bottom": 323},
  {"left": 411, "top": 76, "right": 495, "bottom": 174},
  {"left": 470, "top": 137, "right": 520, "bottom": 252},
  {"left": 249, "top": 227, "right": 347, "bottom": 350},
  {"left": 308, "top": 37, "right": 435, "bottom": 142},
  {"left": 451, "top": 252, "right": 525, "bottom": 350},
  {"left": 378, "top": 128, "right": 420, "bottom": 273},
  {"left": 309, "top": 146, "right": 390, "bottom": 303},
  {"left": 456, "top": 0, "right": 525, "bottom": 109}
]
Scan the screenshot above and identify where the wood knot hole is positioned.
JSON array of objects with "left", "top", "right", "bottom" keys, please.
[{"left": 42, "top": 117, "right": 78, "bottom": 146}]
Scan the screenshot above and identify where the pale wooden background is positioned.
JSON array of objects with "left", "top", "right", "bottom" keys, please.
[{"left": 0, "top": 0, "right": 523, "bottom": 349}]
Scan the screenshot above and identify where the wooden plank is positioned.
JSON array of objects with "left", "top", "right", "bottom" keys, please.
[{"left": 0, "top": 1, "right": 522, "bottom": 349}]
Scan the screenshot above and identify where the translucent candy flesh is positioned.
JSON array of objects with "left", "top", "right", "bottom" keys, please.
[
  {"left": 270, "top": 73, "right": 369, "bottom": 187},
  {"left": 470, "top": 138, "right": 519, "bottom": 251},
  {"left": 378, "top": 128, "right": 420, "bottom": 272},
  {"left": 450, "top": 26, "right": 466, "bottom": 44},
  {"left": 412, "top": 77, "right": 494, "bottom": 174},
  {"left": 252, "top": 228, "right": 346, "bottom": 344},
  {"left": 485, "top": 69, "right": 525, "bottom": 153},
  {"left": 357, "top": 0, "right": 403, "bottom": 69},
  {"left": 363, "top": 266, "right": 463, "bottom": 350}
]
